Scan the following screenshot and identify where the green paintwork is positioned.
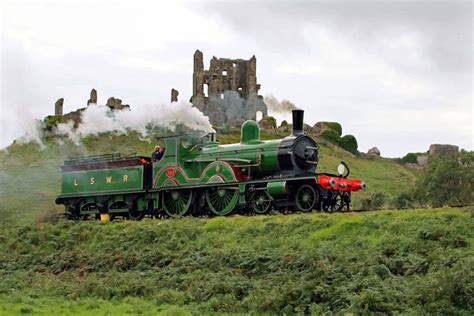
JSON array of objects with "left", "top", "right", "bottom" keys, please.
[
  {"left": 267, "top": 181, "right": 288, "bottom": 197},
  {"left": 241, "top": 120, "right": 260, "bottom": 144},
  {"left": 61, "top": 166, "right": 144, "bottom": 196},
  {"left": 153, "top": 133, "right": 282, "bottom": 189}
]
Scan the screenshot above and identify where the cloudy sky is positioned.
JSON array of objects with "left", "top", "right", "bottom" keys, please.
[{"left": 0, "top": 0, "right": 472, "bottom": 156}]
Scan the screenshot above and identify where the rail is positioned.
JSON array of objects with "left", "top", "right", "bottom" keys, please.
[{"left": 64, "top": 152, "right": 138, "bottom": 165}]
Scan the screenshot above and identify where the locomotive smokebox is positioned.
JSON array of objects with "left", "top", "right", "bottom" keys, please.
[{"left": 292, "top": 109, "right": 304, "bottom": 136}]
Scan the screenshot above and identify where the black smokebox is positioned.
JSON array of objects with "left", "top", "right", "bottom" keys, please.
[{"left": 292, "top": 109, "right": 304, "bottom": 136}]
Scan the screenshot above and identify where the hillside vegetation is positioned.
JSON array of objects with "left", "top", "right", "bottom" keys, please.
[
  {"left": 0, "top": 129, "right": 419, "bottom": 224},
  {"left": 0, "top": 207, "right": 472, "bottom": 314},
  {"left": 0, "top": 129, "right": 472, "bottom": 314}
]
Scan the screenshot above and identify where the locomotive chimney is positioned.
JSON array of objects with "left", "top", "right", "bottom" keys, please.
[{"left": 292, "top": 109, "right": 304, "bottom": 136}]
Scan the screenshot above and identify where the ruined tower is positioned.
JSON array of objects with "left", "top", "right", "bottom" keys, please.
[
  {"left": 191, "top": 50, "right": 267, "bottom": 126},
  {"left": 171, "top": 88, "right": 179, "bottom": 102},
  {"left": 87, "top": 88, "right": 97, "bottom": 105},
  {"left": 54, "top": 98, "right": 64, "bottom": 116}
]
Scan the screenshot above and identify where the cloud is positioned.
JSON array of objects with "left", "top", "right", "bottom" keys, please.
[
  {"left": 0, "top": 0, "right": 472, "bottom": 157},
  {"left": 201, "top": 1, "right": 472, "bottom": 74}
]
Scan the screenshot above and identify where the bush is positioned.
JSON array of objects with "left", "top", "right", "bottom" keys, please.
[
  {"left": 261, "top": 116, "right": 277, "bottom": 129},
  {"left": 339, "top": 135, "right": 358, "bottom": 155},
  {"left": 43, "top": 115, "right": 60, "bottom": 132},
  {"left": 320, "top": 129, "right": 341, "bottom": 144},
  {"left": 401, "top": 153, "right": 418, "bottom": 164},
  {"left": 361, "top": 192, "right": 386, "bottom": 210},
  {"left": 280, "top": 120, "right": 288, "bottom": 128},
  {"left": 321, "top": 122, "right": 342, "bottom": 136},
  {"left": 392, "top": 192, "right": 415, "bottom": 210},
  {"left": 320, "top": 130, "right": 358, "bottom": 155},
  {"left": 413, "top": 151, "right": 473, "bottom": 207}
]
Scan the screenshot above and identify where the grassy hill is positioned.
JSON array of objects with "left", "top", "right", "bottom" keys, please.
[
  {"left": 0, "top": 207, "right": 472, "bottom": 314},
  {"left": 0, "top": 129, "right": 472, "bottom": 314},
  {"left": 0, "top": 129, "right": 419, "bottom": 225}
]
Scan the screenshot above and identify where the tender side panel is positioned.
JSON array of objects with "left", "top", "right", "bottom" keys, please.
[{"left": 61, "top": 165, "right": 144, "bottom": 196}]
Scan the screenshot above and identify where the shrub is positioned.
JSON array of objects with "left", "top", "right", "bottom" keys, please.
[
  {"left": 261, "top": 116, "right": 277, "bottom": 129},
  {"left": 320, "top": 129, "right": 341, "bottom": 145},
  {"left": 321, "top": 122, "right": 342, "bottom": 136},
  {"left": 413, "top": 150, "right": 474, "bottom": 207},
  {"left": 43, "top": 115, "right": 60, "bottom": 132},
  {"left": 280, "top": 120, "right": 288, "bottom": 128},
  {"left": 339, "top": 135, "right": 358, "bottom": 155},
  {"left": 392, "top": 192, "right": 415, "bottom": 210},
  {"left": 361, "top": 192, "right": 386, "bottom": 210},
  {"left": 401, "top": 153, "right": 418, "bottom": 164}
]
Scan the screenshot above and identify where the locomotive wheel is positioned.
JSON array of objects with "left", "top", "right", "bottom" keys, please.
[
  {"left": 206, "top": 187, "right": 239, "bottom": 216},
  {"left": 128, "top": 209, "right": 145, "bottom": 221},
  {"left": 332, "top": 192, "right": 344, "bottom": 212},
  {"left": 250, "top": 190, "right": 272, "bottom": 214},
  {"left": 342, "top": 192, "right": 351, "bottom": 211},
  {"left": 163, "top": 190, "right": 193, "bottom": 217},
  {"left": 295, "top": 185, "right": 318, "bottom": 212}
]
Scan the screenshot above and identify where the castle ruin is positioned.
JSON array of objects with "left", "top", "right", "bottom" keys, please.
[
  {"left": 190, "top": 50, "right": 267, "bottom": 126},
  {"left": 54, "top": 98, "right": 64, "bottom": 116}
]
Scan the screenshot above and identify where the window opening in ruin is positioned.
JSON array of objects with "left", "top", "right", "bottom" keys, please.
[
  {"left": 222, "top": 70, "right": 227, "bottom": 76},
  {"left": 237, "top": 87, "right": 243, "bottom": 98},
  {"left": 204, "top": 84, "right": 208, "bottom": 97},
  {"left": 256, "top": 111, "right": 263, "bottom": 121},
  {"left": 212, "top": 74, "right": 218, "bottom": 80},
  {"left": 220, "top": 93, "right": 224, "bottom": 100}
]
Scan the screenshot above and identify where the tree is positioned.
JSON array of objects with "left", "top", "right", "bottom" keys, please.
[
  {"left": 413, "top": 151, "right": 473, "bottom": 207},
  {"left": 401, "top": 153, "right": 418, "bottom": 164}
]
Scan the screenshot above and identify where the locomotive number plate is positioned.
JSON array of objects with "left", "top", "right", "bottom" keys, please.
[{"left": 166, "top": 168, "right": 177, "bottom": 178}]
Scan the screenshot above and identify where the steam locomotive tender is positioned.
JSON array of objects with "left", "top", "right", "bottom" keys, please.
[{"left": 56, "top": 110, "right": 367, "bottom": 219}]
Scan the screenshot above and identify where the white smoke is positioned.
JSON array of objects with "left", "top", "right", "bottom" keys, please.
[
  {"left": 9, "top": 101, "right": 214, "bottom": 147},
  {"left": 264, "top": 94, "right": 298, "bottom": 113},
  {"left": 55, "top": 101, "right": 214, "bottom": 144},
  {"left": 12, "top": 114, "right": 46, "bottom": 149}
]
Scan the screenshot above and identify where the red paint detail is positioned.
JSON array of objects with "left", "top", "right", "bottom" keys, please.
[
  {"left": 166, "top": 168, "right": 177, "bottom": 178},
  {"left": 317, "top": 175, "right": 365, "bottom": 192},
  {"left": 229, "top": 164, "right": 249, "bottom": 181}
]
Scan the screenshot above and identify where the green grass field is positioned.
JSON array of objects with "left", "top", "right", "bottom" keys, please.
[
  {"left": 0, "top": 131, "right": 471, "bottom": 314},
  {"left": 0, "top": 130, "right": 419, "bottom": 225},
  {"left": 0, "top": 207, "right": 472, "bottom": 314}
]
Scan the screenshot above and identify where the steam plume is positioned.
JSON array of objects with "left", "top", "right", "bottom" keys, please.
[
  {"left": 264, "top": 94, "right": 298, "bottom": 113},
  {"left": 16, "top": 101, "right": 214, "bottom": 147}
]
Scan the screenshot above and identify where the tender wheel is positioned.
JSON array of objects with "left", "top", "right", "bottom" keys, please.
[
  {"left": 109, "top": 201, "right": 130, "bottom": 220},
  {"left": 79, "top": 203, "right": 99, "bottom": 219},
  {"left": 250, "top": 190, "right": 272, "bottom": 214},
  {"left": 163, "top": 190, "right": 193, "bottom": 217},
  {"left": 128, "top": 208, "right": 145, "bottom": 221},
  {"left": 206, "top": 187, "right": 239, "bottom": 216},
  {"left": 295, "top": 184, "right": 318, "bottom": 212},
  {"left": 66, "top": 204, "right": 81, "bottom": 220}
]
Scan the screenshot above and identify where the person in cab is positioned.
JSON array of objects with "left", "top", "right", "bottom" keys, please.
[{"left": 151, "top": 145, "right": 164, "bottom": 162}]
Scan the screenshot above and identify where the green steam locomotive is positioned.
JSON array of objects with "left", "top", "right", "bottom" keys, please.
[{"left": 56, "top": 110, "right": 366, "bottom": 219}]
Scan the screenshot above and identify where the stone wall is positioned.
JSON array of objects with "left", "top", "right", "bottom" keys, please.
[
  {"left": 191, "top": 50, "right": 268, "bottom": 126},
  {"left": 54, "top": 98, "right": 64, "bottom": 116}
]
